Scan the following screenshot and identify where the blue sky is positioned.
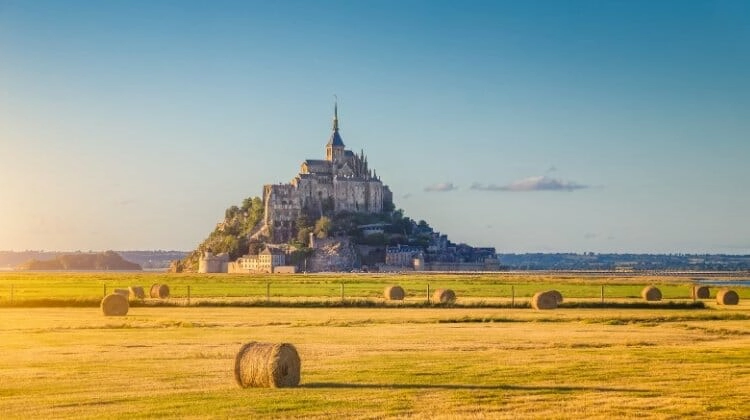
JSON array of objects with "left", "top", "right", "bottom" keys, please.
[{"left": 1, "top": 0, "right": 749, "bottom": 253}]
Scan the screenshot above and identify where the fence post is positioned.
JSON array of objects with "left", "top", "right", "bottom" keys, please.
[
  {"left": 187, "top": 285, "right": 191, "bottom": 306},
  {"left": 103, "top": 284, "right": 107, "bottom": 297},
  {"left": 601, "top": 285, "right": 604, "bottom": 303},
  {"left": 340, "top": 283, "right": 345, "bottom": 301},
  {"left": 427, "top": 283, "right": 430, "bottom": 304},
  {"left": 511, "top": 285, "right": 515, "bottom": 308},
  {"left": 267, "top": 283, "right": 270, "bottom": 303},
  {"left": 10, "top": 285, "right": 13, "bottom": 305}
]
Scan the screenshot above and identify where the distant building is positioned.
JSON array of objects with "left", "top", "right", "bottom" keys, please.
[
  {"left": 358, "top": 223, "right": 389, "bottom": 236},
  {"left": 235, "top": 248, "right": 286, "bottom": 273},
  {"left": 385, "top": 245, "right": 423, "bottom": 267}
]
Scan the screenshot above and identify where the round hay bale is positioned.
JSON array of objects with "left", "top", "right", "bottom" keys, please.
[
  {"left": 531, "top": 291, "right": 558, "bottom": 310},
  {"left": 691, "top": 285, "right": 710, "bottom": 299},
  {"left": 129, "top": 286, "right": 146, "bottom": 300},
  {"left": 150, "top": 284, "right": 170, "bottom": 299},
  {"left": 101, "top": 293, "right": 129, "bottom": 316},
  {"left": 641, "top": 286, "right": 662, "bottom": 302},
  {"left": 234, "top": 342, "right": 301, "bottom": 388},
  {"left": 384, "top": 285, "right": 405, "bottom": 301},
  {"left": 716, "top": 289, "right": 739, "bottom": 305},
  {"left": 432, "top": 288, "right": 456, "bottom": 304},
  {"left": 546, "top": 289, "right": 563, "bottom": 304},
  {"left": 113, "top": 288, "right": 129, "bottom": 297}
]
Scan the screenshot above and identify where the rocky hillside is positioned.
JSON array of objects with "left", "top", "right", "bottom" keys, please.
[{"left": 178, "top": 197, "right": 265, "bottom": 272}]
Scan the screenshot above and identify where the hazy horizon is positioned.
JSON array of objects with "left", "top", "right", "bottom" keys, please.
[{"left": 2, "top": 1, "right": 749, "bottom": 254}]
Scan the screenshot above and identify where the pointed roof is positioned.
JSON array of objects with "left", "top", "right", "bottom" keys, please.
[{"left": 327, "top": 100, "right": 345, "bottom": 147}]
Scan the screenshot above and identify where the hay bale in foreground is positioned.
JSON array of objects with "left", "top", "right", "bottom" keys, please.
[
  {"left": 641, "top": 286, "right": 662, "bottom": 302},
  {"left": 691, "top": 285, "right": 710, "bottom": 299},
  {"left": 234, "top": 342, "right": 301, "bottom": 388},
  {"left": 716, "top": 289, "right": 739, "bottom": 305},
  {"left": 129, "top": 286, "right": 146, "bottom": 300},
  {"left": 384, "top": 285, "right": 405, "bottom": 301},
  {"left": 150, "top": 284, "right": 170, "bottom": 299},
  {"left": 113, "top": 288, "right": 129, "bottom": 297},
  {"left": 547, "top": 289, "right": 564, "bottom": 304},
  {"left": 432, "top": 288, "right": 456, "bottom": 304},
  {"left": 101, "top": 293, "right": 129, "bottom": 316},
  {"left": 531, "top": 291, "right": 558, "bottom": 310}
]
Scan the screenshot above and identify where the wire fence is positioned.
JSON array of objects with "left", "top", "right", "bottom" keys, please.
[{"left": 1, "top": 280, "right": 746, "bottom": 307}]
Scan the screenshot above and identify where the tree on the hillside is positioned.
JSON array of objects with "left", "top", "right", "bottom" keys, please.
[
  {"left": 241, "top": 197, "right": 253, "bottom": 212},
  {"left": 248, "top": 240, "right": 264, "bottom": 255},
  {"left": 225, "top": 205, "right": 241, "bottom": 220},
  {"left": 391, "top": 210, "right": 414, "bottom": 235},
  {"left": 314, "top": 216, "right": 332, "bottom": 238},
  {"left": 296, "top": 213, "right": 313, "bottom": 231},
  {"left": 297, "top": 227, "right": 312, "bottom": 246},
  {"left": 220, "top": 236, "right": 240, "bottom": 259},
  {"left": 249, "top": 197, "right": 263, "bottom": 222}
]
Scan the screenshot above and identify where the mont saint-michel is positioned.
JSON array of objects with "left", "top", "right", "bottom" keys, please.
[
  {"left": 254, "top": 103, "right": 393, "bottom": 244},
  {"left": 182, "top": 104, "right": 496, "bottom": 274}
]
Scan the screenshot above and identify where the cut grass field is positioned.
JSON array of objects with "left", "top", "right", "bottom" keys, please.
[{"left": 0, "top": 272, "right": 748, "bottom": 418}]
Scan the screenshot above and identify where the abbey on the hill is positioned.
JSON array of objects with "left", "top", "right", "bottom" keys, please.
[{"left": 252, "top": 103, "right": 393, "bottom": 243}]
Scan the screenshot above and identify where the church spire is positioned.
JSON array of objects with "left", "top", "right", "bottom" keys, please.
[
  {"left": 326, "top": 96, "right": 345, "bottom": 160},
  {"left": 333, "top": 96, "right": 339, "bottom": 132}
]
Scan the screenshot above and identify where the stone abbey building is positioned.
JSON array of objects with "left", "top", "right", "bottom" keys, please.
[{"left": 253, "top": 104, "right": 393, "bottom": 243}]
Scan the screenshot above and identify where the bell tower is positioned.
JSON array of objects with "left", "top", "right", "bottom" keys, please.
[{"left": 326, "top": 100, "right": 345, "bottom": 162}]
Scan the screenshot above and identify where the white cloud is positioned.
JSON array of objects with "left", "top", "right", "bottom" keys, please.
[
  {"left": 471, "top": 176, "right": 589, "bottom": 192},
  {"left": 424, "top": 182, "right": 458, "bottom": 192}
]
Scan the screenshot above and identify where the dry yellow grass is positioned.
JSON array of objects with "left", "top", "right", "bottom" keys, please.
[
  {"left": 641, "top": 286, "right": 662, "bottom": 301},
  {"left": 383, "top": 285, "right": 405, "bottom": 301},
  {"left": 0, "top": 303, "right": 749, "bottom": 418},
  {"left": 234, "top": 342, "right": 301, "bottom": 388},
  {"left": 531, "top": 291, "right": 558, "bottom": 310},
  {"left": 113, "top": 288, "right": 129, "bottom": 297},
  {"left": 150, "top": 284, "right": 170, "bottom": 299},
  {"left": 716, "top": 289, "right": 739, "bottom": 305},
  {"left": 99, "top": 293, "right": 129, "bottom": 316},
  {"left": 691, "top": 285, "right": 710, "bottom": 299},
  {"left": 432, "top": 288, "right": 456, "bottom": 304},
  {"left": 129, "top": 286, "right": 145, "bottom": 300},
  {"left": 546, "top": 289, "right": 563, "bottom": 304}
]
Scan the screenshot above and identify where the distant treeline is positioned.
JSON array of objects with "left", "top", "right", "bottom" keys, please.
[
  {"left": 13, "top": 251, "right": 142, "bottom": 271},
  {"left": 0, "top": 250, "right": 187, "bottom": 270}
]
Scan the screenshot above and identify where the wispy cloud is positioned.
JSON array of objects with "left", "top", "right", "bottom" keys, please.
[
  {"left": 424, "top": 182, "right": 458, "bottom": 192},
  {"left": 471, "top": 176, "right": 589, "bottom": 192}
]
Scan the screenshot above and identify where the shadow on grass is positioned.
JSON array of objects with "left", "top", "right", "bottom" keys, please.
[
  {"left": 559, "top": 301, "right": 705, "bottom": 310},
  {"left": 301, "top": 382, "right": 648, "bottom": 393}
]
